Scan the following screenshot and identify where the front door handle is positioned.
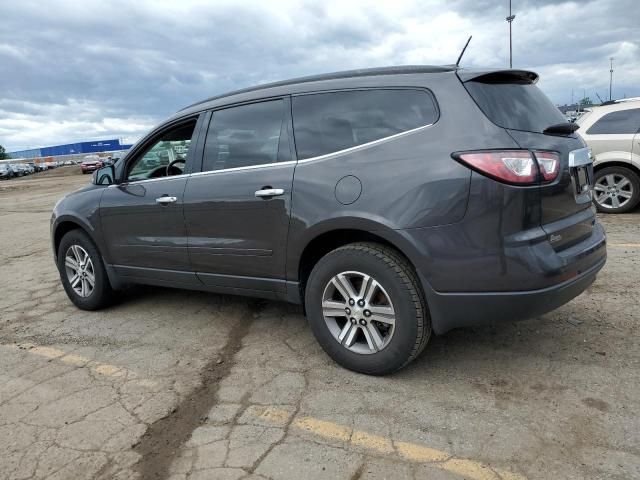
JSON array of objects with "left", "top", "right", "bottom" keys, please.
[
  {"left": 255, "top": 188, "right": 284, "bottom": 198},
  {"left": 156, "top": 196, "right": 177, "bottom": 205}
]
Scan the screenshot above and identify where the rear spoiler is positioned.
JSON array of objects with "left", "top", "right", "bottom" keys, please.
[{"left": 456, "top": 69, "right": 539, "bottom": 85}]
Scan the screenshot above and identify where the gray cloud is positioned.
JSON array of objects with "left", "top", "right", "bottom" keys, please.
[{"left": 0, "top": 0, "right": 638, "bottom": 151}]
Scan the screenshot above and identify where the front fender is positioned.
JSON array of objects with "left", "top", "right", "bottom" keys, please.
[{"left": 51, "top": 187, "right": 106, "bottom": 261}]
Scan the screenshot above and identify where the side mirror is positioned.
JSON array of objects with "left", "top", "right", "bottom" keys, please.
[{"left": 93, "top": 165, "right": 116, "bottom": 185}]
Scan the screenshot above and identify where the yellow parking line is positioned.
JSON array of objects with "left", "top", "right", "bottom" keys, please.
[
  {"left": 608, "top": 243, "right": 640, "bottom": 248},
  {"left": 251, "top": 406, "right": 526, "bottom": 480},
  {"left": 295, "top": 416, "right": 351, "bottom": 442},
  {"left": 353, "top": 429, "right": 395, "bottom": 455},
  {"left": 4, "top": 342, "right": 148, "bottom": 384},
  {"left": 395, "top": 441, "right": 449, "bottom": 462}
]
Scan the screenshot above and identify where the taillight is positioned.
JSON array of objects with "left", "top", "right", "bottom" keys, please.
[
  {"left": 532, "top": 151, "right": 560, "bottom": 182},
  {"left": 454, "top": 150, "right": 537, "bottom": 184},
  {"left": 453, "top": 150, "right": 560, "bottom": 185}
]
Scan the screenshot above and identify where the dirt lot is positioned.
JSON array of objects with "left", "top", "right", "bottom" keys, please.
[{"left": 1, "top": 168, "right": 638, "bottom": 480}]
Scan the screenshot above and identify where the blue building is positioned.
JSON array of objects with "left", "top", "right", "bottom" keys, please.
[{"left": 10, "top": 139, "right": 133, "bottom": 159}]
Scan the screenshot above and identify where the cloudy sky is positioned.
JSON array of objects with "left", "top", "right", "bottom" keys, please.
[{"left": 1, "top": 0, "right": 638, "bottom": 152}]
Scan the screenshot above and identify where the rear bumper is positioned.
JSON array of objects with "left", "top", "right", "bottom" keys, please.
[{"left": 419, "top": 223, "right": 606, "bottom": 334}]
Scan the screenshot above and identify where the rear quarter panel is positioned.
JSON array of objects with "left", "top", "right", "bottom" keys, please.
[{"left": 287, "top": 72, "right": 520, "bottom": 281}]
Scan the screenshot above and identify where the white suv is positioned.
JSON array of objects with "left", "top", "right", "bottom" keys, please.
[{"left": 576, "top": 98, "right": 640, "bottom": 213}]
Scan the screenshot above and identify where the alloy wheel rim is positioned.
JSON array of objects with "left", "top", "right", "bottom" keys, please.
[
  {"left": 321, "top": 271, "right": 396, "bottom": 354},
  {"left": 64, "top": 245, "right": 95, "bottom": 298},
  {"left": 594, "top": 173, "right": 633, "bottom": 209}
]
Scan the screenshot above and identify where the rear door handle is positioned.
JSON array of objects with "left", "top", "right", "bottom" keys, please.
[
  {"left": 156, "top": 196, "right": 177, "bottom": 205},
  {"left": 255, "top": 188, "right": 284, "bottom": 198}
]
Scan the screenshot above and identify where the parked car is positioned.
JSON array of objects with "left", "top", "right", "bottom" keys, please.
[
  {"left": 80, "top": 156, "right": 103, "bottom": 174},
  {"left": 51, "top": 65, "right": 606, "bottom": 375},
  {"left": 576, "top": 98, "right": 640, "bottom": 212},
  {"left": 12, "top": 164, "right": 26, "bottom": 176},
  {"left": 0, "top": 163, "right": 13, "bottom": 179}
]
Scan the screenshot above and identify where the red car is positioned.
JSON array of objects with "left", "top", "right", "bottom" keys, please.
[{"left": 80, "top": 156, "right": 103, "bottom": 174}]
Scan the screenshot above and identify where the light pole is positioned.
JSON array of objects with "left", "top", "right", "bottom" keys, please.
[
  {"left": 609, "top": 57, "right": 614, "bottom": 101},
  {"left": 506, "top": 0, "right": 516, "bottom": 68}
]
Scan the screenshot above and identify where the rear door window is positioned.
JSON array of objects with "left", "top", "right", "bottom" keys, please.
[
  {"left": 292, "top": 89, "right": 438, "bottom": 160},
  {"left": 586, "top": 108, "right": 640, "bottom": 135},
  {"left": 464, "top": 78, "right": 566, "bottom": 133},
  {"left": 202, "top": 99, "right": 288, "bottom": 172}
]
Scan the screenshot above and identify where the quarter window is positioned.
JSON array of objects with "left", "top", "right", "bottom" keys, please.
[
  {"left": 292, "top": 89, "right": 438, "bottom": 160},
  {"left": 203, "top": 99, "right": 288, "bottom": 172},
  {"left": 586, "top": 108, "right": 640, "bottom": 135}
]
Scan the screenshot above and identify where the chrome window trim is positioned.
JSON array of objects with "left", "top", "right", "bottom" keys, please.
[
  {"left": 109, "top": 122, "right": 434, "bottom": 184},
  {"left": 295, "top": 123, "right": 434, "bottom": 165},
  {"left": 190, "top": 160, "right": 297, "bottom": 177},
  {"left": 191, "top": 122, "right": 434, "bottom": 178},
  {"left": 107, "top": 172, "right": 191, "bottom": 187}
]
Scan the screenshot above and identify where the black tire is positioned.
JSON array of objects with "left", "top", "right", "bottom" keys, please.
[
  {"left": 305, "top": 242, "right": 430, "bottom": 375},
  {"left": 57, "top": 229, "right": 113, "bottom": 310},
  {"left": 593, "top": 166, "right": 640, "bottom": 214}
]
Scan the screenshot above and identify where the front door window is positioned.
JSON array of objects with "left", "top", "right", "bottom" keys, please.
[{"left": 127, "top": 120, "right": 197, "bottom": 181}]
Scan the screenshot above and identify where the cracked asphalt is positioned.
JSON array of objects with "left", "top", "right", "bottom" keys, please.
[{"left": 1, "top": 168, "right": 639, "bottom": 480}]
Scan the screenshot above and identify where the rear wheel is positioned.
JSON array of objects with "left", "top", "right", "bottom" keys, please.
[
  {"left": 305, "top": 242, "right": 430, "bottom": 375},
  {"left": 57, "top": 229, "right": 113, "bottom": 310},
  {"left": 593, "top": 166, "right": 640, "bottom": 213}
]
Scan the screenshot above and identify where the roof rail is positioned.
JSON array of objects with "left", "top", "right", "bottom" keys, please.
[
  {"left": 179, "top": 65, "right": 457, "bottom": 112},
  {"left": 599, "top": 97, "right": 640, "bottom": 106}
]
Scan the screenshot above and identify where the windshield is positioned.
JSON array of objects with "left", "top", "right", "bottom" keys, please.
[{"left": 465, "top": 79, "right": 566, "bottom": 133}]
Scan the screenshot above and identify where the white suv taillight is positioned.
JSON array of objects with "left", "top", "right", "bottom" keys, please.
[{"left": 453, "top": 150, "right": 560, "bottom": 185}]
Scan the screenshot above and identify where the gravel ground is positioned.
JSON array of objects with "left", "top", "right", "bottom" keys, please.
[{"left": 0, "top": 168, "right": 638, "bottom": 480}]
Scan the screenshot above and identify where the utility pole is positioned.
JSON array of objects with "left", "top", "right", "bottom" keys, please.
[
  {"left": 506, "top": 0, "right": 516, "bottom": 68},
  {"left": 609, "top": 57, "right": 614, "bottom": 101}
]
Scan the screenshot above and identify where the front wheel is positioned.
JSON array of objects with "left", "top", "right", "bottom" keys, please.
[
  {"left": 57, "top": 229, "right": 114, "bottom": 310},
  {"left": 305, "top": 243, "right": 430, "bottom": 375},
  {"left": 593, "top": 166, "right": 640, "bottom": 213}
]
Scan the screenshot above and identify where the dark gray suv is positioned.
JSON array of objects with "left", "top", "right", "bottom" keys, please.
[{"left": 51, "top": 65, "right": 607, "bottom": 374}]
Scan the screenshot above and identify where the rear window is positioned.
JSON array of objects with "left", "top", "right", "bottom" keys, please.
[
  {"left": 586, "top": 108, "right": 640, "bottom": 135},
  {"left": 464, "top": 79, "right": 566, "bottom": 133},
  {"left": 292, "top": 89, "right": 438, "bottom": 160}
]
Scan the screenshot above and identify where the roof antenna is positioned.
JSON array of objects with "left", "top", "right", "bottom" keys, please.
[{"left": 455, "top": 36, "right": 472, "bottom": 67}]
